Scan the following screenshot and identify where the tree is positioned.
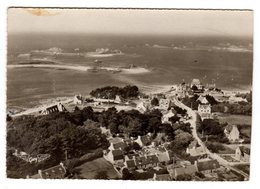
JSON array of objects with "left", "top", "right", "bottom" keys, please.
[
  {"left": 94, "top": 171, "right": 109, "bottom": 179},
  {"left": 191, "top": 85, "right": 198, "bottom": 91},
  {"left": 151, "top": 97, "right": 159, "bottom": 106},
  {"left": 122, "top": 168, "right": 133, "bottom": 180},
  {"left": 74, "top": 106, "right": 80, "bottom": 111},
  {"left": 132, "top": 142, "right": 141, "bottom": 151},
  {"left": 171, "top": 130, "right": 193, "bottom": 151},
  {"left": 176, "top": 174, "right": 192, "bottom": 181},
  {"left": 205, "top": 141, "right": 225, "bottom": 153},
  {"left": 169, "top": 115, "right": 180, "bottom": 124},
  {"left": 108, "top": 122, "right": 119, "bottom": 135},
  {"left": 198, "top": 119, "right": 224, "bottom": 136},
  {"left": 7, "top": 114, "right": 12, "bottom": 122}
]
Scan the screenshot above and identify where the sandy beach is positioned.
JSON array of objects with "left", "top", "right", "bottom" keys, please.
[{"left": 7, "top": 64, "right": 150, "bottom": 75}]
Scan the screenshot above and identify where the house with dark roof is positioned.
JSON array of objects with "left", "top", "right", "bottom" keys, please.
[
  {"left": 135, "top": 135, "right": 151, "bottom": 147},
  {"left": 124, "top": 159, "right": 136, "bottom": 171},
  {"left": 135, "top": 155, "right": 159, "bottom": 169},
  {"left": 195, "top": 159, "right": 220, "bottom": 174},
  {"left": 108, "top": 141, "right": 127, "bottom": 151},
  {"left": 235, "top": 146, "right": 250, "bottom": 162},
  {"left": 104, "top": 149, "right": 124, "bottom": 164},
  {"left": 40, "top": 103, "right": 67, "bottom": 115},
  {"left": 30, "top": 162, "right": 66, "bottom": 179}
]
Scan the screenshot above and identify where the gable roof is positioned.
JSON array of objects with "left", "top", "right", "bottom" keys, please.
[
  {"left": 125, "top": 159, "right": 136, "bottom": 168},
  {"left": 147, "top": 155, "right": 159, "bottom": 164},
  {"left": 136, "top": 135, "right": 151, "bottom": 146},
  {"left": 171, "top": 165, "right": 197, "bottom": 178},
  {"left": 197, "top": 96, "right": 209, "bottom": 104},
  {"left": 157, "top": 152, "right": 170, "bottom": 163},
  {"left": 238, "top": 146, "right": 250, "bottom": 155},
  {"left": 111, "top": 149, "right": 124, "bottom": 160},
  {"left": 188, "top": 146, "right": 207, "bottom": 157},
  {"left": 198, "top": 104, "right": 211, "bottom": 109},
  {"left": 113, "top": 142, "right": 127, "bottom": 150},
  {"left": 40, "top": 164, "right": 66, "bottom": 179},
  {"left": 135, "top": 155, "right": 159, "bottom": 166},
  {"left": 197, "top": 159, "right": 220, "bottom": 172}
]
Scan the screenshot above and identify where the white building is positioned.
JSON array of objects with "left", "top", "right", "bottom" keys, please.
[
  {"left": 73, "top": 94, "right": 83, "bottom": 105},
  {"left": 162, "top": 109, "right": 176, "bottom": 124},
  {"left": 224, "top": 125, "right": 240, "bottom": 143},
  {"left": 40, "top": 103, "right": 67, "bottom": 115},
  {"left": 197, "top": 95, "right": 209, "bottom": 104},
  {"left": 191, "top": 79, "right": 203, "bottom": 90},
  {"left": 198, "top": 104, "right": 212, "bottom": 120},
  {"left": 159, "top": 98, "right": 171, "bottom": 110}
]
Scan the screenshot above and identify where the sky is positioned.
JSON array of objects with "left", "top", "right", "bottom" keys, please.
[{"left": 8, "top": 8, "right": 253, "bottom": 37}]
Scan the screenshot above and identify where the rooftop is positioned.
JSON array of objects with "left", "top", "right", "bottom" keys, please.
[{"left": 197, "top": 159, "right": 220, "bottom": 172}]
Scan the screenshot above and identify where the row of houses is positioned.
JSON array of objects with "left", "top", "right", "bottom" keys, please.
[
  {"left": 154, "top": 158, "right": 221, "bottom": 181},
  {"left": 103, "top": 135, "right": 172, "bottom": 172},
  {"left": 136, "top": 98, "right": 172, "bottom": 113},
  {"left": 168, "top": 158, "right": 220, "bottom": 179},
  {"left": 29, "top": 162, "right": 67, "bottom": 179}
]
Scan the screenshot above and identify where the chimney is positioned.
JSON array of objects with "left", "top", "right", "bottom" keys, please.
[
  {"left": 194, "top": 160, "right": 198, "bottom": 168},
  {"left": 38, "top": 170, "right": 43, "bottom": 179},
  {"left": 60, "top": 162, "right": 66, "bottom": 172},
  {"left": 153, "top": 173, "right": 157, "bottom": 180}
]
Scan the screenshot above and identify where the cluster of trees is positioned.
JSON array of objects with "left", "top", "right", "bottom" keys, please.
[
  {"left": 182, "top": 95, "right": 200, "bottom": 110},
  {"left": 182, "top": 94, "right": 218, "bottom": 110},
  {"left": 212, "top": 102, "right": 252, "bottom": 115},
  {"left": 235, "top": 91, "right": 252, "bottom": 103},
  {"left": 171, "top": 105, "right": 187, "bottom": 116},
  {"left": 212, "top": 92, "right": 251, "bottom": 115},
  {"left": 205, "top": 141, "right": 225, "bottom": 153},
  {"left": 7, "top": 113, "right": 109, "bottom": 160},
  {"left": 151, "top": 97, "right": 159, "bottom": 106},
  {"left": 90, "top": 85, "right": 139, "bottom": 99},
  {"left": 7, "top": 109, "right": 110, "bottom": 178},
  {"left": 197, "top": 119, "right": 228, "bottom": 143},
  {"left": 169, "top": 128, "right": 193, "bottom": 153},
  {"left": 97, "top": 107, "right": 163, "bottom": 137}
]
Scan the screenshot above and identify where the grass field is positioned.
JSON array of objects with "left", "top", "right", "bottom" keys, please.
[
  {"left": 76, "top": 157, "right": 119, "bottom": 179},
  {"left": 214, "top": 113, "right": 251, "bottom": 125}
]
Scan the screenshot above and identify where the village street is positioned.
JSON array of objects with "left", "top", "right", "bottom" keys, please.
[{"left": 171, "top": 98, "right": 249, "bottom": 180}]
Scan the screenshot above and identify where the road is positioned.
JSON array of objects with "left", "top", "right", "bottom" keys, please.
[{"left": 172, "top": 97, "right": 249, "bottom": 180}]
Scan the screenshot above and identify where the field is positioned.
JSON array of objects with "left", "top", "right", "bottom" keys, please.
[
  {"left": 76, "top": 157, "right": 119, "bottom": 179},
  {"left": 214, "top": 113, "right": 251, "bottom": 125}
]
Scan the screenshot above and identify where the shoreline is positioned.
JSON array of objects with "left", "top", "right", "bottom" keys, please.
[
  {"left": 7, "top": 83, "right": 251, "bottom": 117},
  {"left": 7, "top": 64, "right": 151, "bottom": 75}
]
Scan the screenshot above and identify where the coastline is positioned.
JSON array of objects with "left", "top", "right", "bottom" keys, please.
[{"left": 7, "top": 64, "right": 151, "bottom": 75}]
